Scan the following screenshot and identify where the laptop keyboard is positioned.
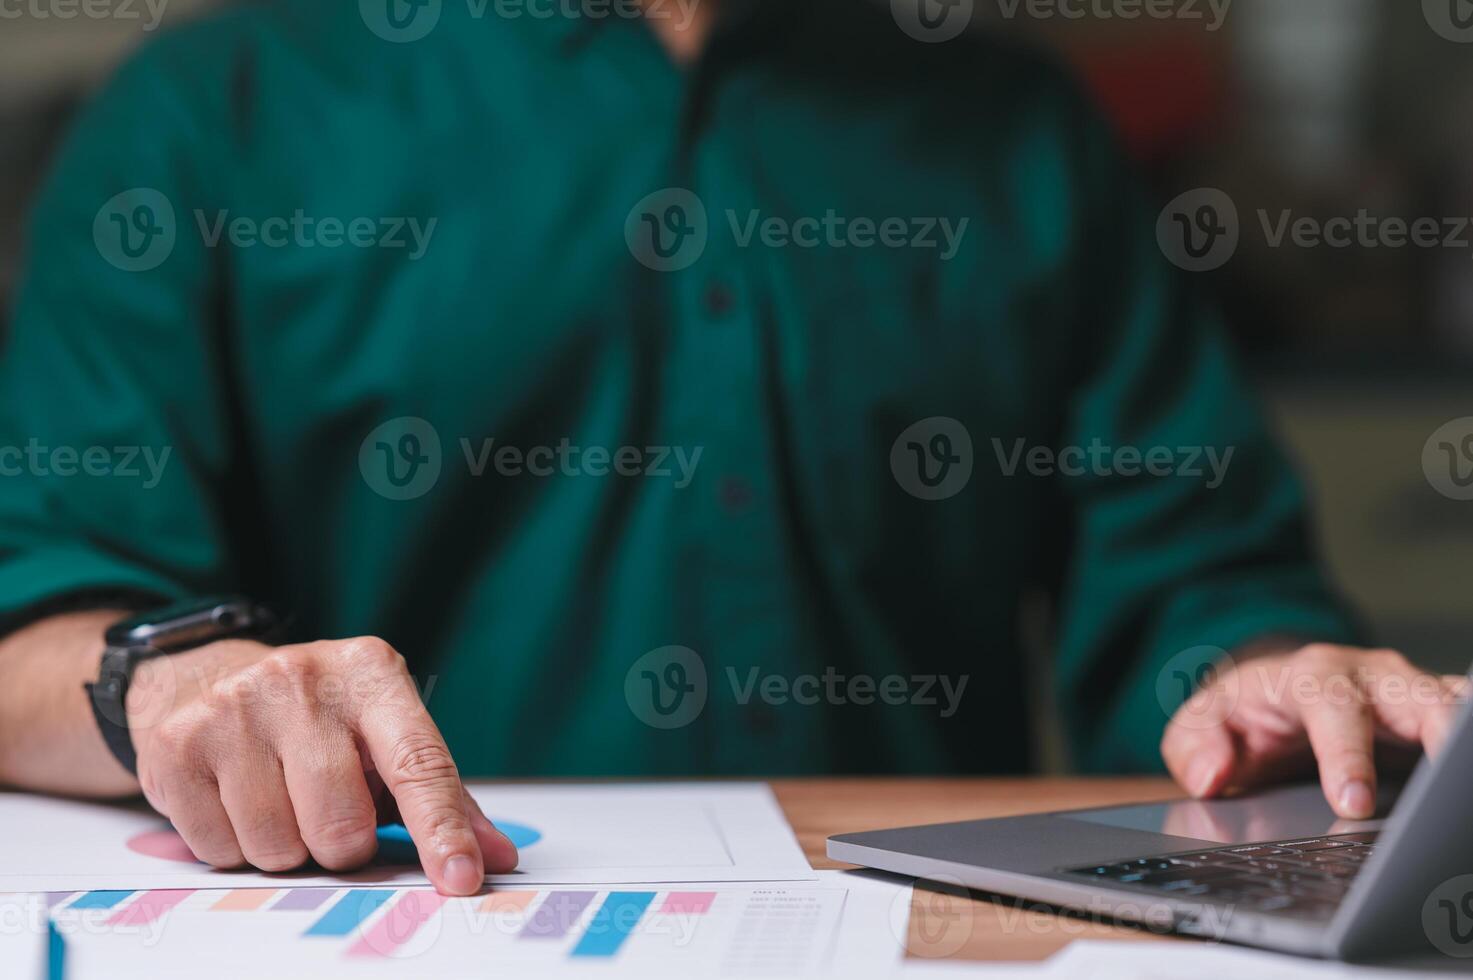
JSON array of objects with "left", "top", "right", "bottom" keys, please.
[{"left": 1064, "top": 831, "right": 1380, "bottom": 920}]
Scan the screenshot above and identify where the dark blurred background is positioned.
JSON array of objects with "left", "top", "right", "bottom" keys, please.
[{"left": 3, "top": 0, "right": 1471, "bottom": 672}]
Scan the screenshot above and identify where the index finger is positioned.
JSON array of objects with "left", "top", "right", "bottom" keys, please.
[
  {"left": 1298, "top": 670, "right": 1378, "bottom": 820},
  {"left": 338, "top": 640, "right": 506, "bottom": 895},
  {"left": 357, "top": 702, "right": 491, "bottom": 895}
]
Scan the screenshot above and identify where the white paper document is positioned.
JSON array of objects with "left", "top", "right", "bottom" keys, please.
[
  {"left": 0, "top": 895, "right": 51, "bottom": 980},
  {"left": 49, "top": 871, "right": 908, "bottom": 979},
  {"left": 1046, "top": 939, "right": 1464, "bottom": 979},
  {"left": 0, "top": 782, "right": 812, "bottom": 891}
]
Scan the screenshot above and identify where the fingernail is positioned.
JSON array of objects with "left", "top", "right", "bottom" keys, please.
[
  {"left": 443, "top": 854, "right": 481, "bottom": 895},
  {"left": 1339, "top": 781, "right": 1375, "bottom": 819},
  {"left": 483, "top": 828, "right": 519, "bottom": 873},
  {"left": 1187, "top": 759, "right": 1219, "bottom": 797}
]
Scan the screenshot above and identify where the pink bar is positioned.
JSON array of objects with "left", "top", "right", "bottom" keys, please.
[
  {"left": 107, "top": 889, "right": 195, "bottom": 927},
  {"left": 346, "top": 891, "right": 448, "bottom": 958},
  {"left": 659, "top": 892, "right": 716, "bottom": 915}
]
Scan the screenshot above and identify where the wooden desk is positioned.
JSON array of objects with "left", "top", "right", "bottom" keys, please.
[{"left": 771, "top": 777, "right": 1186, "bottom": 962}]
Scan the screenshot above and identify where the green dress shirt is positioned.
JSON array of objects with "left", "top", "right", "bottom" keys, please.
[{"left": 0, "top": 0, "right": 1356, "bottom": 777}]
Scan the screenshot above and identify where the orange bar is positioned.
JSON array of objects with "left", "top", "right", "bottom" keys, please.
[
  {"left": 478, "top": 890, "right": 538, "bottom": 914},
  {"left": 212, "top": 889, "right": 278, "bottom": 911}
]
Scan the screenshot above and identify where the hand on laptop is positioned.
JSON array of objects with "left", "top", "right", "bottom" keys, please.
[
  {"left": 1160, "top": 644, "right": 1468, "bottom": 820},
  {"left": 125, "top": 636, "right": 517, "bottom": 894}
]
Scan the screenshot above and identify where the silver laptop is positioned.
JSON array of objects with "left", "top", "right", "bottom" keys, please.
[{"left": 829, "top": 685, "right": 1473, "bottom": 961}]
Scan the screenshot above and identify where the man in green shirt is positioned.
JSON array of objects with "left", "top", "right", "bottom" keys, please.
[{"left": 0, "top": 0, "right": 1463, "bottom": 897}]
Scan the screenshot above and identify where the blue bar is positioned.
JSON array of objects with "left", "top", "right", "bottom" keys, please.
[
  {"left": 570, "top": 892, "right": 656, "bottom": 958},
  {"left": 67, "top": 891, "right": 133, "bottom": 910},
  {"left": 304, "top": 890, "right": 395, "bottom": 937},
  {"left": 48, "top": 919, "right": 65, "bottom": 980}
]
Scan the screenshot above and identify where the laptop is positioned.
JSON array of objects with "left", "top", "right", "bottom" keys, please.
[{"left": 828, "top": 686, "right": 1473, "bottom": 960}]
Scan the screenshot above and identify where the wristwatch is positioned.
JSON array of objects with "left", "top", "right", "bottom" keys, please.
[{"left": 85, "top": 596, "right": 279, "bottom": 775}]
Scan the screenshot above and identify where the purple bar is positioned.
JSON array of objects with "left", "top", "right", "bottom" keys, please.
[
  {"left": 519, "top": 891, "right": 596, "bottom": 939},
  {"left": 271, "top": 889, "right": 338, "bottom": 911}
]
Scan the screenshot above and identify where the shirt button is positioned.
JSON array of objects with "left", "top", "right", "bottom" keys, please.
[
  {"left": 703, "top": 280, "right": 735, "bottom": 317},
  {"left": 719, "top": 476, "right": 753, "bottom": 514}
]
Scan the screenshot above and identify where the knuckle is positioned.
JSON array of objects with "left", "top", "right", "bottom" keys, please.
[
  {"left": 165, "top": 805, "right": 245, "bottom": 868},
  {"left": 1371, "top": 649, "right": 1411, "bottom": 672},
  {"left": 261, "top": 647, "right": 319, "bottom": 678},
  {"left": 151, "top": 710, "right": 213, "bottom": 760},
  {"left": 246, "top": 846, "right": 311, "bottom": 874},
  {"left": 200, "top": 851, "right": 248, "bottom": 871},
  {"left": 1293, "top": 643, "right": 1345, "bottom": 672},
  {"left": 252, "top": 651, "right": 321, "bottom": 701},
  {"left": 304, "top": 807, "right": 376, "bottom": 844},
  {"left": 239, "top": 824, "right": 310, "bottom": 872},
  {"left": 181, "top": 831, "right": 244, "bottom": 866},
  {"left": 302, "top": 810, "right": 379, "bottom": 867},
  {"left": 418, "top": 805, "right": 473, "bottom": 848},
  {"left": 342, "top": 636, "right": 404, "bottom": 672},
  {"left": 211, "top": 676, "right": 259, "bottom": 716},
  {"left": 183, "top": 833, "right": 246, "bottom": 870},
  {"left": 388, "top": 731, "right": 457, "bottom": 788},
  {"left": 1320, "top": 737, "right": 1374, "bottom": 765}
]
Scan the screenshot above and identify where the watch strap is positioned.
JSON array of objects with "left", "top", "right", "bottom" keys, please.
[
  {"left": 85, "top": 597, "right": 281, "bottom": 777},
  {"left": 85, "top": 646, "right": 151, "bottom": 776}
]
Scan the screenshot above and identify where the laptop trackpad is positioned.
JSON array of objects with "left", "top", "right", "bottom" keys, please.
[{"left": 1062, "top": 783, "right": 1391, "bottom": 845}]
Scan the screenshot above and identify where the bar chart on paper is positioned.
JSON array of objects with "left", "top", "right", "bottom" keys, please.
[{"left": 49, "top": 873, "right": 907, "bottom": 979}]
